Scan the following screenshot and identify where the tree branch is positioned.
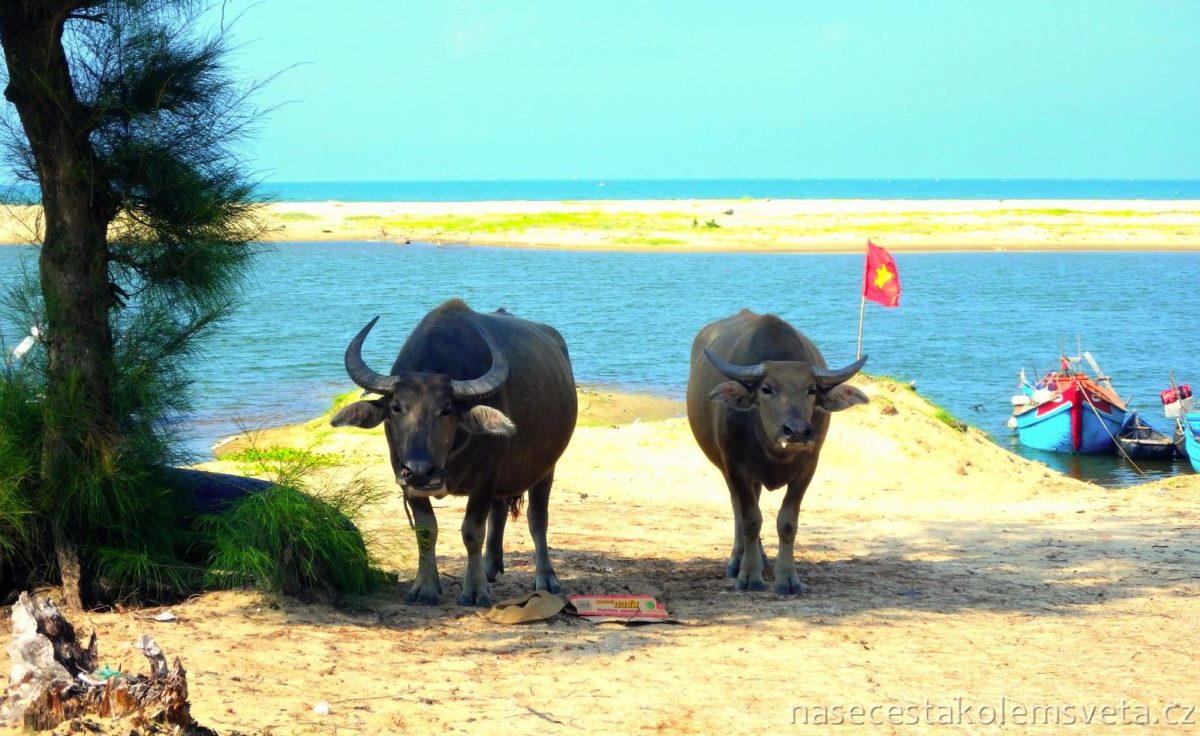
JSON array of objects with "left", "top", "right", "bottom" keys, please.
[{"left": 66, "top": 12, "right": 107, "bottom": 23}]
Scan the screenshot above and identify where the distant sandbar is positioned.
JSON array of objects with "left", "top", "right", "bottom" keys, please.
[{"left": 4, "top": 198, "right": 1200, "bottom": 252}]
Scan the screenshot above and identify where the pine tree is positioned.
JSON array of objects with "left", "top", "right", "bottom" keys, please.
[{"left": 0, "top": 0, "right": 263, "bottom": 606}]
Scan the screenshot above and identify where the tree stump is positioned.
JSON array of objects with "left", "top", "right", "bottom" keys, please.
[{"left": 0, "top": 592, "right": 214, "bottom": 733}]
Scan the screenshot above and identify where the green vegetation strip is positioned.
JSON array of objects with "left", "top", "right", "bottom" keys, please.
[
  {"left": 326, "top": 209, "right": 1200, "bottom": 241},
  {"left": 221, "top": 446, "right": 340, "bottom": 468}
]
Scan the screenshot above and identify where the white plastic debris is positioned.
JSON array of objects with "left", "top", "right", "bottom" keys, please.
[{"left": 313, "top": 700, "right": 331, "bottom": 716}]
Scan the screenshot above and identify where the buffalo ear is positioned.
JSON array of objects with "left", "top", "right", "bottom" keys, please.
[
  {"left": 462, "top": 405, "right": 517, "bottom": 436},
  {"left": 707, "top": 381, "right": 756, "bottom": 411},
  {"left": 818, "top": 384, "right": 869, "bottom": 412},
  {"left": 331, "top": 398, "right": 388, "bottom": 428}
]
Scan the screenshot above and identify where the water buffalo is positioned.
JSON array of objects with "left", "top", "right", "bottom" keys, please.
[
  {"left": 686, "top": 309, "right": 868, "bottom": 594},
  {"left": 331, "top": 299, "right": 576, "bottom": 606}
]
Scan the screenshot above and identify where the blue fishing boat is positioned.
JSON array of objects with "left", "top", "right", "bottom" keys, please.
[
  {"left": 1010, "top": 352, "right": 1128, "bottom": 454},
  {"left": 1183, "top": 413, "right": 1200, "bottom": 472}
]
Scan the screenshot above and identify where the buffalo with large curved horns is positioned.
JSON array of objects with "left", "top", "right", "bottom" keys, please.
[
  {"left": 686, "top": 309, "right": 868, "bottom": 594},
  {"left": 331, "top": 299, "right": 577, "bottom": 607}
]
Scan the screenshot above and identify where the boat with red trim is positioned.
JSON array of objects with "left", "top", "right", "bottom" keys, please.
[{"left": 1009, "top": 351, "right": 1128, "bottom": 454}]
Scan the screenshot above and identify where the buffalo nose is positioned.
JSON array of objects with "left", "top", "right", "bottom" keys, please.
[
  {"left": 400, "top": 460, "right": 437, "bottom": 485},
  {"left": 781, "top": 422, "right": 813, "bottom": 443}
]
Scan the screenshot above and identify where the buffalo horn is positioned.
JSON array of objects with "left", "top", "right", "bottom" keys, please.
[
  {"left": 344, "top": 316, "right": 397, "bottom": 394},
  {"left": 703, "top": 347, "right": 766, "bottom": 383},
  {"left": 450, "top": 325, "right": 510, "bottom": 400},
  {"left": 813, "top": 355, "right": 868, "bottom": 388}
]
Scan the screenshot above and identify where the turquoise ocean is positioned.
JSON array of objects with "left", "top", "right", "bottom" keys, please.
[
  {"left": 4, "top": 179, "right": 1199, "bottom": 487},
  {"left": 261, "top": 178, "right": 1200, "bottom": 202}
]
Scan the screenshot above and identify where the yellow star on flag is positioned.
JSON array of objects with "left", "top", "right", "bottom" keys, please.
[{"left": 873, "top": 264, "right": 894, "bottom": 289}]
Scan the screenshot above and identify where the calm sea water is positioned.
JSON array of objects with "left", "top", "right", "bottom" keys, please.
[
  {"left": 259, "top": 179, "right": 1200, "bottom": 203},
  {"left": 7, "top": 178, "right": 1200, "bottom": 205},
  {"left": 4, "top": 243, "right": 1194, "bottom": 488}
]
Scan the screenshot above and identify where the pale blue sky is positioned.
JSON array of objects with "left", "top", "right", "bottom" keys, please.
[{"left": 213, "top": 0, "right": 1199, "bottom": 182}]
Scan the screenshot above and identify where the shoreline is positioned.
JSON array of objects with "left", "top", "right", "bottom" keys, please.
[
  {"left": 412, "top": 237, "right": 1200, "bottom": 254},
  {"left": 4, "top": 197, "right": 1200, "bottom": 251}
]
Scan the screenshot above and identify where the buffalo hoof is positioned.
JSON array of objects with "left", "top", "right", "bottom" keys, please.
[
  {"left": 726, "top": 545, "right": 770, "bottom": 578},
  {"left": 535, "top": 572, "right": 563, "bottom": 595},
  {"left": 485, "top": 556, "right": 504, "bottom": 583},
  {"left": 404, "top": 580, "right": 443, "bottom": 605},
  {"left": 735, "top": 578, "right": 766, "bottom": 592},
  {"left": 775, "top": 577, "right": 807, "bottom": 595},
  {"left": 458, "top": 590, "right": 493, "bottom": 608}
]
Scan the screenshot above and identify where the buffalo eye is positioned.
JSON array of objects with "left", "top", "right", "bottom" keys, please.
[
  {"left": 760, "top": 384, "right": 774, "bottom": 396},
  {"left": 439, "top": 404, "right": 453, "bottom": 417},
  {"left": 807, "top": 387, "right": 818, "bottom": 396},
  {"left": 390, "top": 400, "right": 404, "bottom": 413}
]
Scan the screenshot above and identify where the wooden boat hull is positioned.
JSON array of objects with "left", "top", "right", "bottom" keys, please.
[
  {"left": 1117, "top": 412, "right": 1176, "bottom": 461},
  {"left": 1014, "top": 379, "right": 1126, "bottom": 454},
  {"left": 1118, "top": 437, "right": 1176, "bottom": 461}
]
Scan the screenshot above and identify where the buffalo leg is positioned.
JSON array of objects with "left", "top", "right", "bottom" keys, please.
[
  {"left": 726, "top": 471, "right": 765, "bottom": 591},
  {"left": 527, "top": 471, "right": 562, "bottom": 594},
  {"left": 725, "top": 481, "right": 768, "bottom": 578},
  {"left": 485, "top": 497, "right": 509, "bottom": 582},
  {"left": 404, "top": 495, "right": 443, "bottom": 605},
  {"left": 774, "top": 467, "right": 816, "bottom": 595},
  {"left": 458, "top": 493, "right": 493, "bottom": 607}
]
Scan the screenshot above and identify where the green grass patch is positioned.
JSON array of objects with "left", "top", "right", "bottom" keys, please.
[
  {"left": 221, "top": 446, "right": 340, "bottom": 468},
  {"left": 375, "top": 211, "right": 698, "bottom": 235},
  {"left": 278, "top": 212, "right": 321, "bottom": 222},
  {"left": 200, "top": 477, "right": 388, "bottom": 599},
  {"left": 932, "top": 407, "right": 969, "bottom": 433},
  {"left": 984, "top": 208, "right": 1193, "bottom": 218},
  {"left": 199, "top": 431, "right": 394, "bottom": 600}
]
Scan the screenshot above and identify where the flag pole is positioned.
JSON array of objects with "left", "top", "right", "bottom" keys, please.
[
  {"left": 856, "top": 293, "right": 866, "bottom": 360},
  {"left": 857, "top": 241, "right": 869, "bottom": 359}
]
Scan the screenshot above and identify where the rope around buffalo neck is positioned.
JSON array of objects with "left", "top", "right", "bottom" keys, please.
[{"left": 403, "top": 493, "right": 416, "bottom": 530}]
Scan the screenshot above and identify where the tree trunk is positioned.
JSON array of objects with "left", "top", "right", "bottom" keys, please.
[{"left": 0, "top": 2, "right": 120, "bottom": 609}]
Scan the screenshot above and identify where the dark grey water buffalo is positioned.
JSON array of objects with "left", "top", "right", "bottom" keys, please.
[
  {"left": 331, "top": 299, "right": 577, "bottom": 606},
  {"left": 686, "top": 309, "right": 868, "bottom": 594}
]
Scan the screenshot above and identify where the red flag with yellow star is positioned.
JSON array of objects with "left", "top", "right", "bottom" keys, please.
[{"left": 863, "top": 240, "right": 901, "bottom": 307}]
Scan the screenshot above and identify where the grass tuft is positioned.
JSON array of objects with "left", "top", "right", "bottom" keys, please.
[{"left": 199, "top": 475, "right": 387, "bottom": 599}]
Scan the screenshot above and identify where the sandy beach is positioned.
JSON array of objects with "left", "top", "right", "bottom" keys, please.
[
  {"left": 4, "top": 198, "right": 1200, "bottom": 251},
  {"left": 6, "top": 380, "right": 1197, "bottom": 734},
  {"left": 2, "top": 198, "right": 1198, "bottom": 734}
]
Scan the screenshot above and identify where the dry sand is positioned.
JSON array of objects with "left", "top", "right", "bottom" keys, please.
[
  {"left": 4, "top": 198, "right": 1200, "bottom": 251},
  {"left": 7, "top": 379, "right": 1198, "bottom": 734}
]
